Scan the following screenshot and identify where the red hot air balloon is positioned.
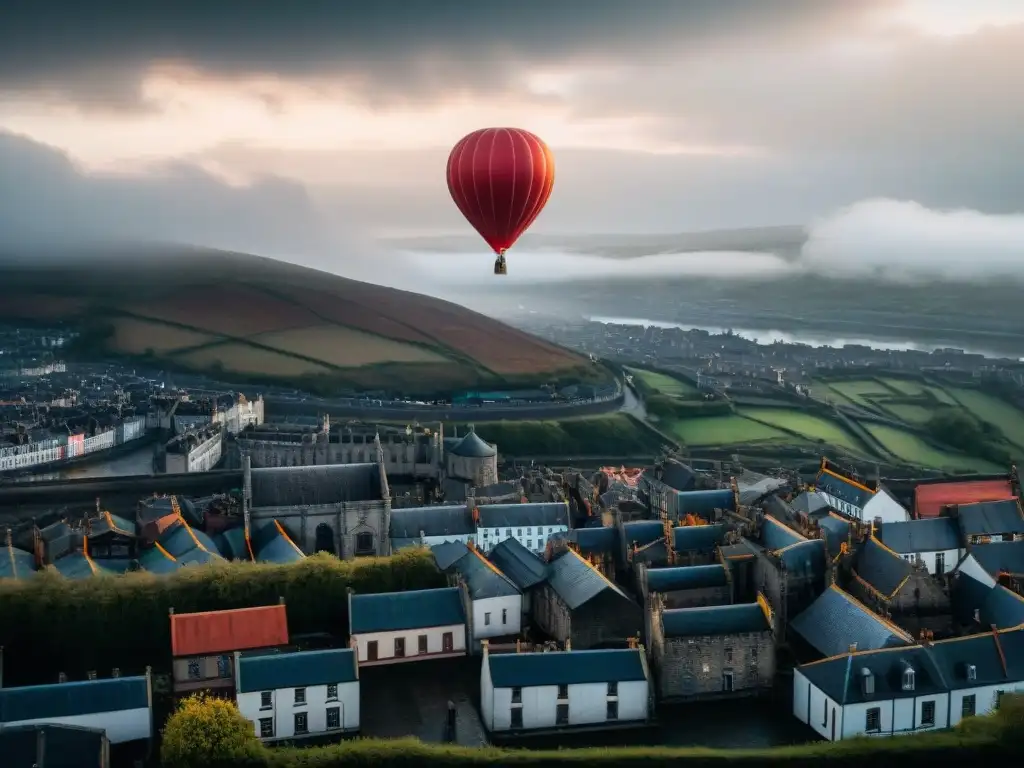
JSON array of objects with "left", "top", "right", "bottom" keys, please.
[{"left": 446, "top": 127, "right": 555, "bottom": 275}]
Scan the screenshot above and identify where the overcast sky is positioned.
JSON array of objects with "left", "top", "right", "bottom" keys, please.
[{"left": 2, "top": 1, "right": 1023, "bottom": 273}]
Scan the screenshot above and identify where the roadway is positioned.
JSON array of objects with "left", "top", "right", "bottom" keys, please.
[{"left": 0, "top": 469, "right": 242, "bottom": 504}]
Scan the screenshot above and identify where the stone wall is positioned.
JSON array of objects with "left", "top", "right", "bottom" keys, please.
[{"left": 662, "top": 584, "right": 732, "bottom": 610}]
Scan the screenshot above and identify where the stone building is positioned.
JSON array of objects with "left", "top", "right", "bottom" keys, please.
[
  {"left": 752, "top": 517, "right": 829, "bottom": 640},
  {"left": 567, "top": 526, "right": 619, "bottom": 582},
  {"left": 243, "top": 442, "right": 392, "bottom": 558},
  {"left": 445, "top": 427, "right": 499, "bottom": 489},
  {"left": 639, "top": 563, "right": 733, "bottom": 610},
  {"left": 159, "top": 423, "right": 224, "bottom": 474},
  {"left": 648, "top": 594, "right": 775, "bottom": 702}
]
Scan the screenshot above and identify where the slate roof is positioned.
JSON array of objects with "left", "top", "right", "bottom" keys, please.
[
  {"left": 970, "top": 541, "right": 1024, "bottom": 578},
  {"left": 928, "top": 627, "right": 1024, "bottom": 690},
  {"left": 622, "top": 520, "right": 664, "bottom": 548},
  {"left": 237, "top": 648, "right": 357, "bottom": 693},
  {"left": 720, "top": 539, "right": 762, "bottom": 562},
  {"left": 477, "top": 503, "right": 569, "bottom": 529},
  {"left": 487, "top": 648, "right": 647, "bottom": 688},
  {"left": 764, "top": 495, "right": 797, "bottom": 524},
  {"left": 250, "top": 463, "right": 383, "bottom": 507},
  {"left": 350, "top": 587, "right": 465, "bottom": 634},
  {"left": 450, "top": 547, "right": 520, "bottom": 600},
  {"left": 798, "top": 644, "right": 947, "bottom": 705},
  {"left": 215, "top": 527, "right": 250, "bottom": 561},
  {"left": 389, "top": 506, "right": 473, "bottom": 539},
  {"left": 546, "top": 549, "right": 629, "bottom": 610},
  {"left": 488, "top": 538, "right": 548, "bottom": 590},
  {"left": 761, "top": 515, "right": 806, "bottom": 551},
  {"left": 0, "top": 542, "right": 36, "bottom": 580},
  {"left": 791, "top": 491, "right": 830, "bottom": 517},
  {"left": 854, "top": 537, "right": 912, "bottom": 599},
  {"left": 171, "top": 604, "right": 290, "bottom": 657},
  {"left": 818, "top": 513, "right": 852, "bottom": 555},
  {"left": 659, "top": 459, "right": 696, "bottom": 492},
  {"left": 878, "top": 517, "right": 961, "bottom": 554},
  {"left": 52, "top": 552, "right": 109, "bottom": 579},
  {"left": 737, "top": 476, "right": 789, "bottom": 506},
  {"left": 431, "top": 541, "right": 471, "bottom": 571},
  {"left": 957, "top": 499, "right": 1024, "bottom": 537},
  {"left": 0, "top": 676, "right": 149, "bottom": 722},
  {"left": 87, "top": 511, "right": 135, "bottom": 539},
  {"left": 632, "top": 538, "right": 669, "bottom": 566},
  {"left": 673, "top": 523, "right": 727, "bottom": 552},
  {"left": 157, "top": 520, "right": 224, "bottom": 564},
  {"left": 790, "top": 585, "right": 914, "bottom": 658},
  {"left": 647, "top": 564, "right": 728, "bottom": 593},
  {"left": 914, "top": 478, "right": 1015, "bottom": 520},
  {"left": 980, "top": 585, "right": 1024, "bottom": 630},
  {"left": 951, "top": 571, "right": 995, "bottom": 626},
  {"left": 815, "top": 470, "right": 874, "bottom": 509},
  {"left": 570, "top": 526, "right": 619, "bottom": 556},
  {"left": 0, "top": 724, "right": 108, "bottom": 768},
  {"left": 253, "top": 521, "right": 305, "bottom": 564},
  {"left": 449, "top": 429, "right": 497, "bottom": 458},
  {"left": 675, "top": 488, "right": 736, "bottom": 517},
  {"left": 661, "top": 602, "right": 771, "bottom": 638}
]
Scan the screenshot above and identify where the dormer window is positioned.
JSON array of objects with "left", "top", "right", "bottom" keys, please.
[
  {"left": 860, "top": 668, "right": 875, "bottom": 696},
  {"left": 902, "top": 666, "right": 915, "bottom": 691},
  {"left": 967, "top": 664, "right": 977, "bottom": 682}
]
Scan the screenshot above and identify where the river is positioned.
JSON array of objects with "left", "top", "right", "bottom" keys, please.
[{"left": 25, "top": 442, "right": 157, "bottom": 482}]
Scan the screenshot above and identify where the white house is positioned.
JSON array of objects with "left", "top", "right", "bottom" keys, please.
[
  {"left": 480, "top": 642, "right": 651, "bottom": 734},
  {"left": 432, "top": 541, "right": 522, "bottom": 648},
  {"left": 877, "top": 517, "right": 964, "bottom": 575},
  {"left": 793, "top": 626, "right": 1024, "bottom": 740},
  {"left": 235, "top": 648, "right": 359, "bottom": 741},
  {"left": 389, "top": 506, "right": 475, "bottom": 550},
  {"left": 0, "top": 671, "right": 154, "bottom": 745},
  {"left": 476, "top": 503, "right": 569, "bottom": 555},
  {"left": 813, "top": 465, "right": 876, "bottom": 520},
  {"left": 348, "top": 587, "right": 467, "bottom": 665},
  {"left": 861, "top": 489, "right": 911, "bottom": 525}
]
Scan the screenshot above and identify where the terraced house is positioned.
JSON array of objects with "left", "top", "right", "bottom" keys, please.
[
  {"left": 752, "top": 516, "right": 828, "bottom": 637},
  {"left": 813, "top": 459, "right": 909, "bottom": 524},
  {"left": 790, "top": 584, "right": 915, "bottom": 661},
  {"left": 347, "top": 587, "right": 467, "bottom": 665},
  {"left": 877, "top": 517, "right": 964, "bottom": 576}
]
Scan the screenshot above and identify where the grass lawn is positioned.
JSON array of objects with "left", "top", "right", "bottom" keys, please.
[
  {"left": 628, "top": 367, "right": 700, "bottom": 399},
  {"left": 878, "top": 378, "right": 927, "bottom": 396},
  {"left": 877, "top": 403, "right": 935, "bottom": 425},
  {"left": 946, "top": 387, "right": 1024, "bottom": 450},
  {"left": 864, "top": 424, "right": 1002, "bottom": 473},
  {"left": 739, "top": 407, "right": 863, "bottom": 451},
  {"left": 464, "top": 414, "right": 661, "bottom": 456},
  {"left": 926, "top": 385, "right": 958, "bottom": 405},
  {"left": 664, "top": 415, "right": 790, "bottom": 447},
  {"left": 828, "top": 380, "right": 891, "bottom": 409}
]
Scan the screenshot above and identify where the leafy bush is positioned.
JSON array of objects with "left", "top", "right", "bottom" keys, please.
[
  {"left": 161, "top": 694, "right": 262, "bottom": 768},
  {"left": 468, "top": 415, "right": 660, "bottom": 456},
  {"left": 0, "top": 549, "right": 442, "bottom": 685}
]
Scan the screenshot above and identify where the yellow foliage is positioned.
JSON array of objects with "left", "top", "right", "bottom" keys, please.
[{"left": 161, "top": 693, "right": 263, "bottom": 768}]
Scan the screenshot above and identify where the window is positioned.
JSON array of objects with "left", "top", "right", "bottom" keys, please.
[
  {"left": 511, "top": 686, "right": 522, "bottom": 704},
  {"left": 294, "top": 712, "right": 308, "bottom": 735},
  {"left": 218, "top": 655, "right": 231, "bottom": 678},
  {"left": 260, "top": 691, "right": 272, "bottom": 710},
  {"left": 822, "top": 699, "right": 829, "bottom": 727},
  {"left": 607, "top": 682, "right": 618, "bottom": 697},
  {"left": 327, "top": 684, "right": 338, "bottom": 701},
  {"left": 557, "top": 684, "right": 568, "bottom": 700},
  {"left": 996, "top": 690, "right": 1006, "bottom": 708},
  {"left": 367, "top": 640, "right": 379, "bottom": 661},
  {"left": 607, "top": 700, "right": 618, "bottom": 720},
  {"left": 722, "top": 672, "right": 734, "bottom": 692},
  {"left": 751, "top": 646, "right": 758, "bottom": 660},
  {"left": 506, "top": 529, "right": 512, "bottom": 537},
  {"left": 921, "top": 700, "right": 935, "bottom": 726},
  {"left": 528, "top": 541, "right": 534, "bottom": 550},
  {"left": 485, "top": 612, "right": 491, "bottom": 626},
  {"left": 962, "top": 695, "right": 976, "bottom": 718},
  {"left": 866, "top": 707, "right": 881, "bottom": 733},
  {"left": 326, "top": 706, "right": 340, "bottom": 730},
  {"left": 526, "top": 527, "right": 533, "bottom": 535},
  {"left": 418, "top": 635, "right": 428, "bottom": 654},
  {"left": 556, "top": 703, "right": 569, "bottom": 725},
  {"left": 725, "top": 647, "right": 733, "bottom": 663},
  {"left": 394, "top": 637, "right": 406, "bottom": 657},
  {"left": 517, "top": 529, "right": 522, "bottom": 537},
  {"left": 502, "top": 608, "right": 508, "bottom": 625},
  {"left": 934, "top": 552, "right": 945, "bottom": 573},
  {"left": 966, "top": 664, "right": 977, "bottom": 681},
  {"left": 442, "top": 632, "right": 454, "bottom": 652},
  {"left": 902, "top": 668, "right": 915, "bottom": 691},
  {"left": 187, "top": 659, "right": 201, "bottom": 680},
  {"left": 294, "top": 687, "right": 306, "bottom": 705},
  {"left": 510, "top": 708, "right": 523, "bottom": 729},
  {"left": 355, "top": 532, "right": 374, "bottom": 556},
  {"left": 259, "top": 717, "right": 274, "bottom": 738}
]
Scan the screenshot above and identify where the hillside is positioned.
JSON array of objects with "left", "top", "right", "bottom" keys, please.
[{"left": 0, "top": 246, "right": 601, "bottom": 395}]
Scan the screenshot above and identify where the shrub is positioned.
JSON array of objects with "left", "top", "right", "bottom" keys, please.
[
  {"left": 0, "top": 549, "right": 443, "bottom": 685},
  {"left": 161, "top": 694, "right": 262, "bottom": 768}
]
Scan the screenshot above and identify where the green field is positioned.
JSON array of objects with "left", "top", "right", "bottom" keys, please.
[
  {"left": 878, "top": 377, "right": 927, "bottom": 396},
  {"left": 878, "top": 403, "right": 936, "bottom": 425},
  {"left": 928, "top": 385, "right": 958, "bottom": 405},
  {"left": 627, "top": 367, "right": 700, "bottom": 399},
  {"left": 663, "top": 415, "right": 789, "bottom": 446},
  {"left": 740, "top": 407, "right": 863, "bottom": 451},
  {"left": 465, "top": 414, "right": 662, "bottom": 456},
  {"left": 947, "top": 387, "right": 1024, "bottom": 450},
  {"left": 827, "top": 379, "right": 892, "bottom": 408},
  {"left": 865, "top": 424, "right": 1002, "bottom": 473}
]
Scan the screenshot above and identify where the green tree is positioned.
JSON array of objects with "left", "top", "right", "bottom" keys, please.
[
  {"left": 160, "top": 693, "right": 263, "bottom": 768},
  {"left": 925, "top": 409, "right": 1011, "bottom": 465}
]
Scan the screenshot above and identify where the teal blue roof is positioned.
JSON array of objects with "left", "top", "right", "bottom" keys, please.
[
  {"left": 159, "top": 522, "right": 221, "bottom": 560},
  {"left": 980, "top": 584, "right": 1024, "bottom": 630},
  {"left": 1, "top": 543, "right": 37, "bottom": 580},
  {"left": 53, "top": 553, "right": 103, "bottom": 579},
  {"left": 647, "top": 564, "right": 728, "bottom": 592},
  {"left": 675, "top": 488, "right": 736, "bottom": 515},
  {"left": 662, "top": 603, "right": 771, "bottom": 638},
  {"left": 790, "top": 586, "right": 913, "bottom": 658},
  {"left": 237, "top": 649, "right": 356, "bottom": 693},
  {"left": 253, "top": 523, "right": 305, "bottom": 564},
  {"left": 0, "top": 676, "right": 149, "bottom": 722},
  {"left": 672, "top": 524, "right": 726, "bottom": 552},
  {"left": 546, "top": 550, "right": 630, "bottom": 609},
  {"left": 215, "top": 527, "right": 250, "bottom": 560},
  {"left": 138, "top": 546, "right": 181, "bottom": 574},
  {"left": 350, "top": 587, "right": 465, "bottom": 633},
  {"left": 761, "top": 516, "right": 806, "bottom": 551},
  {"left": 488, "top": 648, "right": 646, "bottom": 688}
]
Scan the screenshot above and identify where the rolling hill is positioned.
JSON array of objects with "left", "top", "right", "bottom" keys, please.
[{"left": 0, "top": 246, "right": 603, "bottom": 395}]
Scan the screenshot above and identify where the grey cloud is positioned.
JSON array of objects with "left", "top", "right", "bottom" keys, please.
[{"left": 0, "top": 1, "right": 894, "bottom": 108}]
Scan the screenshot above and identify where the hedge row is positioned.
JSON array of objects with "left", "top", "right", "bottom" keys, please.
[{"left": 0, "top": 549, "right": 443, "bottom": 686}]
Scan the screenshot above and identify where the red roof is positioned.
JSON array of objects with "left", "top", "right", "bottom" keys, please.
[
  {"left": 913, "top": 479, "right": 1015, "bottom": 519},
  {"left": 171, "top": 604, "right": 289, "bottom": 657}
]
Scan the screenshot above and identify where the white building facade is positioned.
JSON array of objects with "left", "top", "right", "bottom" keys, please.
[
  {"left": 348, "top": 587, "right": 467, "bottom": 665},
  {"left": 235, "top": 648, "right": 359, "bottom": 741},
  {"left": 476, "top": 503, "right": 570, "bottom": 555},
  {"left": 479, "top": 643, "right": 651, "bottom": 733},
  {"left": 165, "top": 428, "right": 224, "bottom": 474},
  {"left": 444, "top": 545, "right": 523, "bottom": 644},
  {"left": 877, "top": 518, "right": 963, "bottom": 576}
]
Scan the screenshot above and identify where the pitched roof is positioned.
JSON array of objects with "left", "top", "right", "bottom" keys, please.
[
  {"left": 0, "top": 676, "right": 149, "bottom": 722},
  {"left": 659, "top": 459, "right": 696, "bottom": 492},
  {"left": 449, "top": 429, "right": 497, "bottom": 458},
  {"left": 253, "top": 521, "right": 305, "bottom": 564},
  {"left": 818, "top": 513, "right": 852, "bottom": 555},
  {"left": 970, "top": 540, "right": 1024, "bottom": 578},
  {"left": 87, "top": 511, "right": 135, "bottom": 539},
  {"left": 798, "top": 644, "right": 947, "bottom": 705},
  {"left": 878, "top": 517, "right": 961, "bottom": 554},
  {"left": 791, "top": 491, "right": 830, "bottom": 517},
  {"left": 157, "top": 519, "right": 224, "bottom": 563},
  {"left": 349, "top": 587, "right": 465, "bottom": 633},
  {"left": 621, "top": 520, "right": 664, "bottom": 548},
  {"left": 661, "top": 602, "right": 771, "bottom": 638},
  {"left": 0, "top": 724, "right": 108, "bottom": 768},
  {"left": 928, "top": 627, "right": 1024, "bottom": 690},
  {"left": 777, "top": 538, "right": 827, "bottom": 579},
  {"left": 431, "top": 541, "right": 471, "bottom": 571},
  {"left": 250, "top": 463, "right": 384, "bottom": 507},
  {"left": 854, "top": 536, "right": 913, "bottom": 599},
  {"left": 546, "top": 549, "right": 630, "bottom": 610},
  {"left": 957, "top": 499, "right": 1024, "bottom": 537},
  {"left": 980, "top": 584, "right": 1024, "bottom": 630},
  {"left": 215, "top": 527, "right": 250, "bottom": 561},
  {"left": 0, "top": 542, "right": 36, "bottom": 580},
  {"left": 52, "top": 551, "right": 111, "bottom": 579},
  {"left": 570, "top": 526, "right": 619, "bottom": 556},
  {"left": 673, "top": 523, "right": 727, "bottom": 552},
  {"left": 477, "top": 503, "right": 569, "bottom": 529},
  {"left": 488, "top": 538, "right": 548, "bottom": 590},
  {"left": 487, "top": 648, "right": 647, "bottom": 688},
  {"left": 914, "top": 478, "right": 1015, "bottom": 519},
  {"left": 171, "top": 604, "right": 290, "bottom": 657},
  {"left": 790, "top": 585, "right": 914, "bottom": 658},
  {"left": 647, "top": 564, "right": 728, "bottom": 593},
  {"left": 450, "top": 547, "right": 520, "bottom": 600},
  {"left": 389, "top": 506, "right": 473, "bottom": 539},
  {"left": 815, "top": 469, "right": 875, "bottom": 509},
  {"left": 952, "top": 571, "right": 995, "bottom": 625},
  {"left": 676, "top": 488, "right": 736, "bottom": 516},
  {"left": 761, "top": 515, "right": 807, "bottom": 552},
  {"left": 236, "top": 648, "right": 357, "bottom": 693},
  {"left": 737, "top": 476, "right": 789, "bottom": 506}
]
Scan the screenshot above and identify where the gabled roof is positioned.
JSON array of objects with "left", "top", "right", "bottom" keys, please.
[
  {"left": 815, "top": 469, "right": 875, "bottom": 509},
  {"left": 52, "top": 551, "right": 105, "bottom": 579},
  {"left": 791, "top": 491, "right": 830, "bottom": 517},
  {"left": 87, "top": 511, "right": 135, "bottom": 539},
  {"left": 487, "top": 648, "right": 647, "bottom": 688},
  {"left": 171, "top": 604, "right": 289, "bottom": 657},
  {"left": 450, "top": 547, "right": 520, "bottom": 600},
  {"left": 0, "top": 724, "right": 108, "bottom": 768},
  {"left": 878, "top": 517, "right": 961, "bottom": 554},
  {"left": 790, "top": 585, "right": 914, "bottom": 658},
  {"left": 957, "top": 499, "right": 1024, "bottom": 537},
  {"left": 250, "top": 463, "right": 384, "bottom": 507},
  {"left": 673, "top": 523, "right": 727, "bottom": 552},
  {"left": 952, "top": 571, "right": 996, "bottom": 625},
  {"left": 777, "top": 538, "right": 827, "bottom": 578},
  {"left": 659, "top": 459, "right": 696, "bottom": 492},
  {"left": 914, "top": 478, "right": 1015, "bottom": 520},
  {"left": 0, "top": 541, "right": 36, "bottom": 580},
  {"left": 647, "top": 564, "right": 728, "bottom": 593},
  {"left": 798, "top": 644, "right": 947, "bottom": 705},
  {"left": 969, "top": 541, "right": 1024, "bottom": 578},
  {"left": 477, "top": 503, "right": 569, "bottom": 529},
  {"left": 253, "top": 521, "right": 305, "bottom": 564},
  {"left": 927, "top": 626, "right": 1024, "bottom": 690},
  {"left": 431, "top": 541, "right": 471, "bottom": 571},
  {"left": 546, "top": 549, "right": 630, "bottom": 610},
  {"left": 854, "top": 537, "right": 913, "bottom": 600},
  {"left": 737, "top": 476, "right": 789, "bottom": 506},
  {"left": 818, "top": 512, "right": 852, "bottom": 555},
  {"left": 214, "top": 527, "right": 250, "bottom": 561},
  {"left": 570, "top": 525, "right": 618, "bottom": 556},
  {"left": 761, "top": 515, "right": 807, "bottom": 552},
  {"left": 237, "top": 648, "right": 357, "bottom": 693},
  {"left": 389, "top": 506, "right": 473, "bottom": 539},
  {"left": 489, "top": 538, "right": 548, "bottom": 590},
  {"left": 674, "top": 488, "right": 736, "bottom": 516},
  {"left": 621, "top": 520, "right": 664, "bottom": 548},
  {"left": 349, "top": 587, "right": 465, "bottom": 634},
  {"left": 0, "top": 676, "right": 149, "bottom": 722},
  {"left": 661, "top": 601, "right": 771, "bottom": 638},
  {"left": 157, "top": 518, "right": 224, "bottom": 563},
  {"left": 980, "top": 585, "right": 1024, "bottom": 630},
  {"left": 449, "top": 429, "right": 497, "bottom": 458}
]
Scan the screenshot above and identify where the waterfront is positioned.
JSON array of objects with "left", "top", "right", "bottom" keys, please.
[{"left": 25, "top": 442, "right": 157, "bottom": 482}]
